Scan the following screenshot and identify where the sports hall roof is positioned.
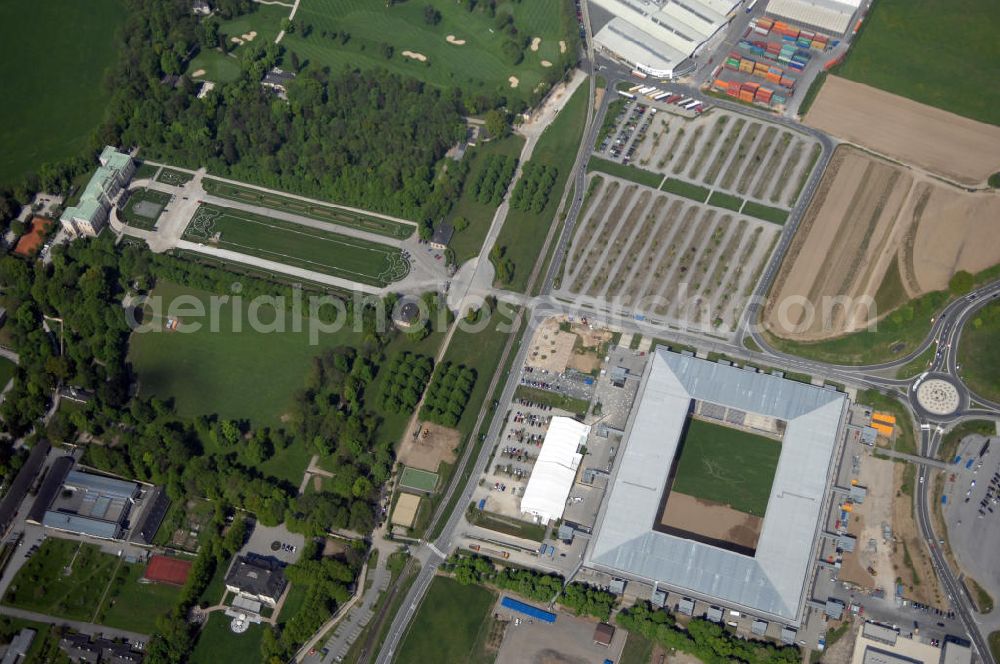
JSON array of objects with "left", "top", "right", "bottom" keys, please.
[
  {"left": 765, "top": 0, "right": 862, "bottom": 34},
  {"left": 588, "top": 349, "right": 846, "bottom": 622}
]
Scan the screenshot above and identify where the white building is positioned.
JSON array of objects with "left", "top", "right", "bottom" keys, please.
[
  {"left": 520, "top": 417, "right": 591, "bottom": 523},
  {"left": 590, "top": 0, "right": 741, "bottom": 78},
  {"left": 59, "top": 146, "right": 135, "bottom": 237}
]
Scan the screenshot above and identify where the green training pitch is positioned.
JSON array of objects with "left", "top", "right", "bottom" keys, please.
[
  {"left": 670, "top": 418, "right": 781, "bottom": 517},
  {"left": 0, "top": 0, "right": 126, "bottom": 186},
  {"left": 837, "top": 0, "right": 1000, "bottom": 126},
  {"left": 202, "top": 177, "right": 414, "bottom": 239},
  {"left": 396, "top": 576, "right": 496, "bottom": 664},
  {"left": 400, "top": 466, "right": 439, "bottom": 492},
  {"left": 280, "top": 0, "right": 575, "bottom": 101},
  {"left": 183, "top": 203, "right": 409, "bottom": 286}
]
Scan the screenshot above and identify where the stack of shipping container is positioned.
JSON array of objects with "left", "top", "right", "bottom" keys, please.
[
  {"left": 751, "top": 17, "right": 831, "bottom": 51},
  {"left": 725, "top": 50, "right": 798, "bottom": 89}
]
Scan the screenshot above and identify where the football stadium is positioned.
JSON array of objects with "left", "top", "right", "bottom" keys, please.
[{"left": 587, "top": 349, "right": 848, "bottom": 625}]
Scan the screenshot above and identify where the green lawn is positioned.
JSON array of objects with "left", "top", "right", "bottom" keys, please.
[
  {"left": 741, "top": 200, "right": 789, "bottom": 225},
  {"left": 182, "top": 203, "right": 409, "bottom": 286},
  {"left": 189, "top": 49, "right": 243, "bottom": 84},
  {"left": 514, "top": 385, "right": 589, "bottom": 418},
  {"left": 671, "top": 418, "right": 781, "bottom": 517},
  {"left": 218, "top": 3, "right": 289, "bottom": 45},
  {"left": 708, "top": 190, "right": 743, "bottom": 212},
  {"left": 396, "top": 576, "right": 496, "bottom": 664},
  {"left": 0, "top": 357, "right": 16, "bottom": 388},
  {"left": 836, "top": 0, "right": 1000, "bottom": 125},
  {"left": 202, "top": 177, "right": 414, "bottom": 239},
  {"left": 282, "top": 0, "right": 575, "bottom": 103},
  {"left": 857, "top": 389, "right": 917, "bottom": 455},
  {"left": 661, "top": 177, "right": 710, "bottom": 203},
  {"left": 620, "top": 630, "right": 655, "bottom": 664},
  {"left": 99, "top": 563, "right": 184, "bottom": 633},
  {"left": 121, "top": 188, "right": 171, "bottom": 230},
  {"left": 959, "top": 300, "right": 1000, "bottom": 403},
  {"left": 446, "top": 135, "right": 526, "bottom": 265},
  {"left": 190, "top": 612, "right": 265, "bottom": 664},
  {"left": 466, "top": 507, "right": 546, "bottom": 542},
  {"left": 155, "top": 167, "right": 194, "bottom": 186},
  {"left": 587, "top": 157, "right": 663, "bottom": 188},
  {"left": 494, "top": 79, "right": 589, "bottom": 291},
  {"left": 129, "top": 280, "right": 367, "bottom": 427},
  {"left": 0, "top": 0, "right": 126, "bottom": 186},
  {"left": 3, "top": 539, "right": 117, "bottom": 621}
]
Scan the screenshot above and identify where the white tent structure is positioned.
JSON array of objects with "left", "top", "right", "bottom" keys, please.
[{"left": 520, "top": 417, "right": 591, "bottom": 523}]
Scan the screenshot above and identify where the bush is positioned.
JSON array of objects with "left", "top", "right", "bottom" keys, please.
[
  {"left": 510, "top": 162, "right": 558, "bottom": 213},
  {"left": 470, "top": 154, "right": 518, "bottom": 206},
  {"left": 419, "top": 361, "right": 476, "bottom": 428}
]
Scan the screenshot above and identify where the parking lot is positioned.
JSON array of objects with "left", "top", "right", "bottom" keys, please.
[{"left": 494, "top": 604, "right": 626, "bottom": 664}]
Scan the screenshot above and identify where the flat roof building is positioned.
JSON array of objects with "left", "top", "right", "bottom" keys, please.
[
  {"left": 766, "top": 0, "right": 862, "bottom": 34},
  {"left": 590, "top": 0, "right": 740, "bottom": 78},
  {"left": 520, "top": 417, "right": 591, "bottom": 523},
  {"left": 587, "top": 349, "right": 847, "bottom": 625},
  {"left": 1, "top": 628, "right": 36, "bottom": 664}
]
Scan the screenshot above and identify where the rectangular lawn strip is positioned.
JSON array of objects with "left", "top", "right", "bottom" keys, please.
[
  {"left": 202, "top": 177, "right": 413, "bottom": 239},
  {"left": 660, "top": 178, "right": 710, "bottom": 203},
  {"left": 493, "top": 79, "right": 589, "bottom": 292},
  {"left": 741, "top": 200, "right": 790, "bottom": 224},
  {"left": 183, "top": 203, "right": 407, "bottom": 286},
  {"left": 835, "top": 0, "right": 1000, "bottom": 125},
  {"left": 0, "top": 0, "right": 126, "bottom": 186},
  {"left": 708, "top": 191, "right": 743, "bottom": 212},
  {"left": 98, "top": 562, "right": 184, "bottom": 633},
  {"left": 3, "top": 539, "right": 117, "bottom": 621},
  {"left": 155, "top": 167, "right": 194, "bottom": 186},
  {"left": 670, "top": 418, "right": 781, "bottom": 517},
  {"left": 395, "top": 576, "right": 496, "bottom": 664},
  {"left": 514, "top": 385, "right": 589, "bottom": 418},
  {"left": 587, "top": 157, "right": 663, "bottom": 189},
  {"left": 445, "top": 134, "right": 526, "bottom": 264},
  {"left": 121, "top": 188, "right": 172, "bottom": 230},
  {"left": 467, "top": 507, "right": 547, "bottom": 541},
  {"left": 190, "top": 612, "right": 264, "bottom": 664},
  {"left": 281, "top": 0, "right": 574, "bottom": 104}
]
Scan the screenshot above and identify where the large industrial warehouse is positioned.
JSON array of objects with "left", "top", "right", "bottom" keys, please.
[
  {"left": 765, "top": 0, "right": 862, "bottom": 34},
  {"left": 587, "top": 349, "right": 848, "bottom": 625},
  {"left": 589, "top": 0, "right": 741, "bottom": 78}
]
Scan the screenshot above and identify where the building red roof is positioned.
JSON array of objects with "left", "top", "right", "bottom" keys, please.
[{"left": 143, "top": 555, "right": 193, "bottom": 586}]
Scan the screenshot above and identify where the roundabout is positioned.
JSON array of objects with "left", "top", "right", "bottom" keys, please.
[{"left": 911, "top": 373, "right": 966, "bottom": 418}]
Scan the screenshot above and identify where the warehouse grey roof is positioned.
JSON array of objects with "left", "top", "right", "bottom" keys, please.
[{"left": 588, "top": 349, "right": 846, "bottom": 623}]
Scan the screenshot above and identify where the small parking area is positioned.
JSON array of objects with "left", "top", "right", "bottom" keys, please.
[
  {"left": 241, "top": 522, "right": 305, "bottom": 564},
  {"left": 494, "top": 604, "right": 626, "bottom": 664}
]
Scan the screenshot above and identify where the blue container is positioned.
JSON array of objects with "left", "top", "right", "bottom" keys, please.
[{"left": 501, "top": 596, "right": 557, "bottom": 623}]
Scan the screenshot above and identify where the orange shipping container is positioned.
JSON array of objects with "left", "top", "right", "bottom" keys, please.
[
  {"left": 871, "top": 422, "right": 894, "bottom": 437},
  {"left": 739, "top": 91, "right": 754, "bottom": 102},
  {"left": 872, "top": 411, "right": 897, "bottom": 425}
]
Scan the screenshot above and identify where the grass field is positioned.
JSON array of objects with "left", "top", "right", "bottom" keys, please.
[
  {"left": 445, "top": 135, "right": 526, "bottom": 265},
  {"left": 396, "top": 575, "right": 496, "bottom": 664},
  {"left": 400, "top": 466, "right": 439, "bottom": 492},
  {"left": 0, "top": 357, "right": 16, "bottom": 388},
  {"left": 190, "top": 612, "right": 264, "bottom": 664},
  {"left": 0, "top": 0, "right": 126, "bottom": 186},
  {"left": 3, "top": 539, "right": 117, "bottom": 621},
  {"left": 466, "top": 506, "right": 547, "bottom": 542},
  {"left": 514, "top": 385, "right": 590, "bottom": 418},
  {"left": 836, "top": 0, "right": 1000, "bottom": 126},
  {"left": 661, "top": 177, "right": 710, "bottom": 203},
  {"left": 708, "top": 190, "right": 742, "bottom": 212},
  {"left": 183, "top": 203, "right": 409, "bottom": 286},
  {"left": 671, "top": 418, "right": 781, "bottom": 517},
  {"left": 958, "top": 300, "right": 1000, "bottom": 403},
  {"left": 121, "top": 188, "right": 171, "bottom": 230},
  {"left": 588, "top": 157, "right": 663, "bottom": 188},
  {"left": 99, "top": 563, "right": 184, "bottom": 633},
  {"left": 741, "top": 201, "right": 789, "bottom": 225},
  {"left": 281, "top": 0, "right": 574, "bottom": 103},
  {"left": 203, "top": 177, "right": 413, "bottom": 239},
  {"left": 494, "top": 79, "right": 589, "bottom": 292},
  {"left": 620, "top": 630, "right": 654, "bottom": 664},
  {"left": 189, "top": 50, "right": 242, "bottom": 84}
]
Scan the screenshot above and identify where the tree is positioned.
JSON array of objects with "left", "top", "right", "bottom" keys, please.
[
  {"left": 484, "top": 109, "right": 508, "bottom": 138},
  {"left": 423, "top": 4, "right": 442, "bottom": 24}
]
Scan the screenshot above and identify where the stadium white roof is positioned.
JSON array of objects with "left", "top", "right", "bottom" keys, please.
[
  {"left": 520, "top": 417, "right": 590, "bottom": 523},
  {"left": 591, "top": 0, "right": 740, "bottom": 76},
  {"left": 765, "top": 0, "right": 862, "bottom": 34},
  {"left": 588, "top": 349, "right": 847, "bottom": 622}
]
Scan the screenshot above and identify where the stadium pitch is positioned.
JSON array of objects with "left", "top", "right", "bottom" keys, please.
[
  {"left": 182, "top": 203, "right": 409, "bottom": 286},
  {"left": 669, "top": 418, "right": 781, "bottom": 518}
]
